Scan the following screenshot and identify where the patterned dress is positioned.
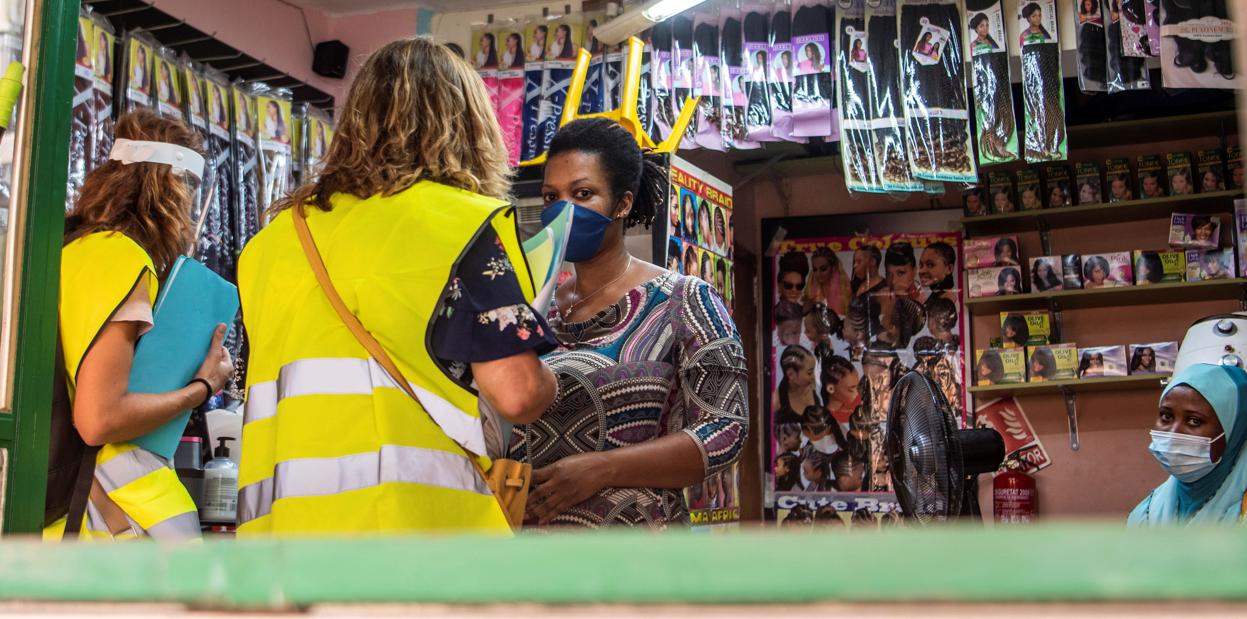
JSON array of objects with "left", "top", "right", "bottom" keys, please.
[{"left": 508, "top": 272, "right": 749, "bottom": 528}]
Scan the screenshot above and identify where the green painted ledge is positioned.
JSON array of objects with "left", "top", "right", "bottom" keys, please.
[{"left": 0, "top": 525, "right": 1244, "bottom": 609}]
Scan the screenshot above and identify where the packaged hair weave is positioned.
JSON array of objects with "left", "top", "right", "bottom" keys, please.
[
  {"left": 636, "top": 30, "right": 656, "bottom": 142},
  {"left": 200, "top": 68, "right": 238, "bottom": 282},
  {"left": 1120, "top": 0, "right": 1150, "bottom": 56},
  {"left": 580, "top": 12, "right": 607, "bottom": 115},
  {"left": 121, "top": 31, "right": 157, "bottom": 112},
  {"left": 1159, "top": 0, "right": 1234, "bottom": 88},
  {"left": 540, "top": 15, "right": 582, "bottom": 153},
  {"left": 153, "top": 46, "right": 184, "bottom": 121},
  {"left": 68, "top": 10, "right": 94, "bottom": 211},
  {"left": 1018, "top": 0, "right": 1068, "bottom": 162},
  {"left": 497, "top": 21, "right": 526, "bottom": 165},
  {"left": 743, "top": 3, "right": 776, "bottom": 142},
  {"left": 866, "top": 0, "right": 923, "bottom": 191},
  {"left": 966, "top": 0, "right": 1017, "bottom": 165},
  {"left": 255, "top": 86, "right": 294, "bottom": 223},
  {"left": 231, "top": 83, "right": 261, "bottom": 250},
  {"left": 836, "top": 0, "right": 881, "bottom": 192},
  {"left": 720, "top": 8, "right": 759, "bottom": 149},
  {"left": 898, "top": 0, "right": 976, "bottom": 182},
  {"left": 792, "top": 0, "right": 837, "bottom": 138},
  {"left": 88, "top": 13, "right": 116, "bottom": 172},
  {"left": 470, "top": 23, "right": 500, "bottom": 128},
  {"left": 693, "top": 12, "right": 725, "bottom": 150},
  {"left": 769, "top": 2, "right": 798, "bottom": 141},
  {"left": 671, "top": 13, "right": 697, "bottom": 146},
  {"left": 649, "top": 20, "right": 675, "bottom": 144},
  {"left": 1102, "top": 0, "right": 1150, "bottom": 91},
  {"left": 521, "top": 17, "right": 548, "bottom": 162},
  {"left": 182, "top": 60, "right": 211, "bottom": 226},
  {"left": 605, "top": 37, "right": 625, "bottom": 110},
  {"left": 1145, "top": 0, "right": 1161, "bottom": 55},
  {"left": 303, "top": 106, "right": 333, "bottom": 180},
  {"left": 1074, "top": 0, "right": 1108, "bottom": 92},
  {"left": 290, "top": 103, "right": 305, "bottom": 186}
]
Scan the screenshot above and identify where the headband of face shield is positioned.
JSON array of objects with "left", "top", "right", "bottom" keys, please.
[{"left": 109, "top": 138, "right": 206, "bottom": 198}]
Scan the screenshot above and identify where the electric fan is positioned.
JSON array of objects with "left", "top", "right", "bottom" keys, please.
[{"left": 886, "top": 371, "right": 1005, "bottom": 523}]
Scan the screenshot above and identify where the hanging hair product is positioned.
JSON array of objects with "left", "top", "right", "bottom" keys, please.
[
  {"left": 471, "top": 23, "right": 501, "bottom": 135},
  {"left": 580, "top": 12, "right": 608, "bottom": 115},
  {"left": 121, "top": 31, "right": 156, "bottom": 112},
  {"left": 199, "top": 68, "right": 238, "bottom": 282},
  {"left": 743, "top": 3, "right": 776, "bottom": 142},
  {"left": 792, "top": 0, "right": 837, "bottom": 138},
  {"left": 769, "top": 2, "right": 799, "bottom": 142},
  {"left": 1018, "top": 0, "right": 1068, "bottom": 163},
  {"left": 605, "top": 34, "right": 625, "bottom": 110},
  {"left": 231, "top": 82, "right": 261, "bottom": 250},
  {"left": 836, "top": 0, "right": 881, "bottom": 192},
  {"left": 1159, "top": 0, "right": 1234, "bottom": 88},
  {"left": 1120, "top": 0, "right": 1150, "bottom": 56},
  {"left": 649, "top": 19, "right": 676, "bottom": 144},
  {"left": 88, "top": 13, "right": 116, "bottom": 172},
  {"left": 539, "top": 14, "right": 582, "bottom": 153},
  {"left": 255, "top": 86, "right": 294, "bottom": 225},
  {"left": 966, "top": 0, "right": 1017, "bottom": 165},
  {"left": 636, "top": 29, "right": 656, "bottom": 142},
  {"left": 181, "top": 60, "right": 212, "bottom": 228},
  {"left": 671, "top": 13, "right": 698, "bottom": 146},
  {"left": 290, "top": 103, "right": 306, "bottom": 186},
  {"left": 303, "top": 106, "right": 333, "bottom": 180},
  {"left": 866, "top": 0, "right": 924, "bottom": 192},
  {"left": 153, "top": 46, "right": 184, "bottom": 122},
  {"left": 1102, "top": 0, "right": 1150, "bottom": 90},
  {"left": 521, "top": 16, "right": 547, "bottom": 162},
  {"left": 720, "top": 7, "right": 760, "bottom": 149},
  {"left": 693, "top": 12, "right": 725, "bottom": 150},
  {"left": 898, "top": 0, "right": 977, "bottom": 182},
  {"left": 497, "top": 21, "right": 526, "bottom": 165},
  {"left": 1074, "top": 0, "right": 1108, "bottom": 92},
  {"left": 68, "top": 10, "right": 95, "bottom": 211},
  {"left": 1145, "top": 0, "right": 1160, "bottom": 55}
]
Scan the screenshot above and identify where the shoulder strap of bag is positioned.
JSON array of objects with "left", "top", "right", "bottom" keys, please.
[{"left": 290, "top": 206, "right": 487, "bottom": 468}]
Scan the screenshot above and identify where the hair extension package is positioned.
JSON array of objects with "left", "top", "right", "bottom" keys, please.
[
  {"left": 836, "top": 0, "right": 881, "bottom": 192},
  {"left": 232, "top": 83, "right": 261, "bottom": 249},
  {"left": 199, "top": 68, "right": 237, "bottom": 280},
  {"left": 604, "top": 35, "right": 625, "bottom": 111},
  {"left": 769, "top": 1, "right": 798, "bottom": 141},
  {"left": 965, "top": 0, "right": 1017, "bottom": 165},
  {"left": 1159, "top": 0, "right": 1234, "bottom": 88},
  {"left": 69, "top": 10, "right": 95, "bottom": 211},
  {"left": 153, "top": 46, "right": 185, "bottom": 122},
  {"left": 540, "top": 15, "right": 583, "bottom": 154},
  {"left": 497, "top": 21, "right": 526, "bottom": 165},
  {"left": 470, "top": 23, "right": 500, "bottom": 135},
  {"left": 255, "top": 86, "right": 294, "bottom": 223},
  {"left": 792, "top": 0, "right": 837, "bottom": 139},
  {"left": 671, "top": 13, "right": 698, "bottom": 147},
  {"left": 1145, "top": 0, "right": 1161, "bottom": 55},
  {"left": 521, "top": 17, "right": 548, "bottom": 162},
  {"left": 693, "top": 11, "right": 725, "bottom": 150},
  {"left": 1119, "top": 0, "right": 1150, "bottom": 56},
  {"left": 581, "top": 11, "right": 607, "bottom": 115},
  {"left": 866, "top": 0, "right": 924, "bottom": 192},
  {"left": 1018, "top": 0, "right": 1068, "bottom": 162},
  {"left": 743, "top": 3, "right": 776, "bottom": 142},
  {"left": 1101, "top": 0, "right": 1150, "bottom": 91},
  {"left": 1074, "top": 0, "right": 1108, "bottom": 92},
  {"left": 121, "top": 31, "right": 158, "bottom": 112},
  {"left": 898, "top": 0, "right": 977, "bottom": 182},
  {"left": 720, "top": 7, "right": 760, "bottom": 149},
  {"left": 181, "top": 60, "right": 211, "bottom": 226},
  {"left": 88, "top": 13, "right": 116, "bottom": 171},
  {"left": 635, "top": 29, "right": 656, "bottom": 144},
  {"left": 649, "top": 20, "right": 676, "bottom": 145}
]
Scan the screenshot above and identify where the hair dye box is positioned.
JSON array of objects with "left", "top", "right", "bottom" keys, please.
[
  {"left": 1043, "top": 164, "right": 1073, "bottom": 208},
  {"left": 975, "top": 348, "right": 1026, "bottom": 385},
  {"left": 1105, "top": 158, "right": 1134, "bottom": 203},
  {"left": 1016, "top": 169, "right": 1042, "bottom": 210},
  {"left": 1128, "top": 341, "right": 1177, "bottom": 375},
  {"left": 1136, "top": 154, "right": 1166, "bottom": 200},
  {"left": 1167, "top": 151, "right": 1195, "bottom": 196},
  {"left": 1000, "top": 310, "right": 1051, "bottom": 349},
  {"left": 1196, "top": 148, "right": 1226, "bottom": 193},
  {"left": 1029, "top": 255, "right": 1064, "bottom": 292},
  {"left": 1081, "top": 251, "right": 1133, "bottom": 288},
  {"left": 1027, "top": 343, "right": 1078, "bottom": 382},
  {"left": 1061, "top": 254, "right": 1083, "bottom": 289},
  {"left": 1077, "top": 345, "right": 1128, "bottom": 378},
  {"left": 1074, "top": 161, "right": 1102, "bottom": 205},
  {"left": 1131, "top": 249, "right": 1186, "bottom": 285},
  {"left": 988, "top": 171, "right": 1017, "bottom": 214},
  {"left": 964, "top": 234, "right": 1021, "bottom": 268},
  {"left": 1184, "top": 248, "right": 1233, "bottom": 281},
  {"left": 967, "top": 265, "right": 1024, "bottom": 298},
  {"left": 1227, "top": 146, "right": 1243, "bottom": 190},
  {"left": 1169, "top": 213, "right": 1221, "bottom": 249}
]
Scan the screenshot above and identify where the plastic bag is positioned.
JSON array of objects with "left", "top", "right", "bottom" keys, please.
[
  {"left": 605, "top": 37, "right": 625, "bottom": 110},
  {"left": 719, "top": 7, "right": 759, "bottom": 149},
  {"left": 768, "top": 1, "right": 799, "bottom": 142},
  {"left": 470, "top": 23, "right": 500, "bottom": 132},
  {"left": 68, "top": 11, "right": 94, "bottom": 211},
  {"left": 580, "top": 12, "right": 607, "bottom": 115},
  {"left": 521, "top": 17, "right": 547, "bottom": 162},
  {"left": 254, "top": 85, "right": 294, "bottom": 227},
  {"left": 693, "top": 11, "right": 725, "bottom": 150},
  {"left": 836, "top": 0, "right": 881, "bottom": 192},
  {"left": 303, "top": 106, "right": 333, "bottom": 180},
  {"left": 866, "top": 0, "right": 924, "bottom": 192},
  {"left": 497, "top": 20, "right": 526, "bottom": 165},
  {"left": 898, "top": 0, "right": 976, "bottom": 182},
  {"left": 743, "top": 3, "right": 775, "bottom": 142},
  {"left": 1075, "top": 0, "right": 1109, "bottom": 92},
  {"left": 199, "top": 68, "right": 237, "bottom": 282},
  {"left": 231, "top": 82, "right": 261, "bottom": 250},
  {"left": 1102, "top": 0, "right": 1149, "bottom": 91},
  {"left": 1145, "top": 0, "right": 1160, "bottom": 55},
  {"left": 121, "top": 31, "right": 156, "bottom": 112},
  {"left": 1018, "top": 0, "right": 1068, "bottom": 162},
  {"left": 88, "top": 13, "right": 116, "bottom": 172},
  {"left": 181, "top": 59, "right": 212, "bottom": 229},
  {"left": 650, "top": 20, "right": 675, "bottom": 144},
  {"left": 792, "top": 0, "right": 836, "bottom": 138},
  {"left": 966, "top": 0, "right": 1017, "bottom": 165},
  {"left": 1120, "top": 0, "right": 1150, "bottom": 56},
  {"left": 1159, "top": 0, "right": 1234, "bottom": 88},
  {"left": 636, "top": 29, "right": 656, "bottom": 142},
  {"left": 153, "top": 45, "right": 184, "bottom": 121},
  {"left": 671, "top": 13, "right": 697, "bottom": 146}
]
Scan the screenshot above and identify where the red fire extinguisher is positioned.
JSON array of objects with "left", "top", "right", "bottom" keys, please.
[{"left": 993, "top": 459, "right": 1037, "bottom": 524}]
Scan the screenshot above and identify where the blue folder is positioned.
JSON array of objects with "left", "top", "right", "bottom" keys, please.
[{"left": 129, "top": 256, "right": 239, "bottom": 460}]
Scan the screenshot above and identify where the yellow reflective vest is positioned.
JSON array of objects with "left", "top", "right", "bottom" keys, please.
[
  {"left": 45, "top": 232, "right": 201, "bottom": 541},
  {"left": 236, "top": 181, "right": 534, "bottom": 535}
]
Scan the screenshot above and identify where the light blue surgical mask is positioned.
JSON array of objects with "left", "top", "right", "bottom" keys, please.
[
  {"left": 1149, "top": 430, "right": 1225, "bottom": 483},
  {"left": 541, "top": 200, "right": 616, "bottom": 263}
]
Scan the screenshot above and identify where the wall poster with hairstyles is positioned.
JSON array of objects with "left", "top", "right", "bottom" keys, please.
[{"left": 763, "top": 213, "right": 965, "bottom": 529}]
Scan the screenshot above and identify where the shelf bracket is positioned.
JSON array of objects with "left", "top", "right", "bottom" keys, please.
[
  {"left": 1048, "top": 298, "right": 1063, "bottom": 344},
  {"left": 1038, "top": 218, "right": 1053, "bottom": 257},
  {"left": 1061, "top": 386, "right": 1081, "bottom": 452}
]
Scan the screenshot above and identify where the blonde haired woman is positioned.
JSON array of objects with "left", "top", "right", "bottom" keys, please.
[{"left": 236, "top": 38, "right": 557, "bottom": 535}]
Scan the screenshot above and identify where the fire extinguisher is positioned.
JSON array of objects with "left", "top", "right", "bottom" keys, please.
[{"left": 993, "top": 458, "right": 1037, "bottom": 524}]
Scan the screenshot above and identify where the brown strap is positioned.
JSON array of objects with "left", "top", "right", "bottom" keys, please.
[
  {"left": 89, "top": 479, "right": 135, "bottom": 536},
  {"left": 291, "top": 206, "right": 489, "bottom": 474}
]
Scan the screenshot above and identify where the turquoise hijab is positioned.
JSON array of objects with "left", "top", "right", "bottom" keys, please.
[{"left": 1129, "top": 363, "right": 1247, "bottom": 526}]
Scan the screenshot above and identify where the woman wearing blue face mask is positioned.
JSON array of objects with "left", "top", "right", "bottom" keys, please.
[
  {"left": 514, "top": 118, "right": 749, "bottom": 527},
  {"left": 1129, "top": 363, "right": 1247, "bottom": 525}
]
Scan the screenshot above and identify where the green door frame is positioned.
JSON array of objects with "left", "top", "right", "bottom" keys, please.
[{"left": 1, "top": 0, "right": 78, "bottom": 534}]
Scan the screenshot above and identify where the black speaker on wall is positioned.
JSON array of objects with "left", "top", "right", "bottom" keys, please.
[{"left": 313, "top": 40, "right": 349, "bottom": 79}]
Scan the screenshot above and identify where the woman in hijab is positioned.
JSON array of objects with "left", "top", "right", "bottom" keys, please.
[{"left": 1129, "top": 363, "right": 1247, "bottom": 525}]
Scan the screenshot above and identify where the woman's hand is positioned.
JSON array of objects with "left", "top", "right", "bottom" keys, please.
[
  {"left": 193, "top": 324, "right": 235, "bottom": 393},
  {"left": 526, "top": 452, "right": 609, "bottom": 525}
]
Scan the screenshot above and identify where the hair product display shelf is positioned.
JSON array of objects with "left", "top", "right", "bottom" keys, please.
[
  {"left": 961, "top": 189, "right": 1243, "bottom": 235},
  {"left": 964, "top": 278, "right": 1247, "bottom": 315},
  {"left": 969, "top": 373, "right": 1170, "bottom": 397}
]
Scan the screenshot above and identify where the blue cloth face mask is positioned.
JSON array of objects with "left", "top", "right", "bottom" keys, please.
[
  {"left": 1149, "top": 430, "right": 1225, "bottom": 483},
  {"left": 542, "top": 200, "right": 615, "bottom": 263}
]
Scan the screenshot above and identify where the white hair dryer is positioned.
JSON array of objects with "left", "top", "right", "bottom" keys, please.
[{"left": 1173, "top": 312, "right": 1247, "bottom": 375}]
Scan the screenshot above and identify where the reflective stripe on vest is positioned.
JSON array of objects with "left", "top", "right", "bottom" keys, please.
[
  {"left": 237, "top": 444, "right": 490, "bottom": 526},
  {"left": 244, "top": 357, "right": 487, "bottom": 455}
]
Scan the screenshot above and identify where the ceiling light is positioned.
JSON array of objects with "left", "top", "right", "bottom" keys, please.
[{"left": 592, "top": 0, "right": 708, "bottom": 45}]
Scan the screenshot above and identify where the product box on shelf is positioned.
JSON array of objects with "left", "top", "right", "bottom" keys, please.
[
  {"left": 1017, "top": 169, "right": 1042, "bottom": 210},
  {"left": 1169, "top": 213, "right": 1221, "bottom": 249},
  {"left": 963, "top": 182, "right": 989, "bottom": 217},
  {"left": 1000, "top": 310, "right": 1051, "bottom": 348},
  {"left": 1027, "top": 343, "right": 1078, "bottom": 382},
  {"left": 1081, "top": 252, "right": 1133, "bottom": 288},
  {"left": 968, "top": 265, "right": 1025, "bottom": 298},
  {"left": 989, "top": 171, "right": 1017, "bottom": 214},
  {"left": 964, "top": 235, "right": 1021, "bottom": 268},
  {"left": 1128, "top": 341, "right": 1178, "bottom": 375},
  {"left": 1074, "top": 162, "right": 1102, "bottom": 205},
  {"left": 1043, "top": 164, "right": 1073, "bottom": 208},
  {"left": 1228, "top": 146, "right": 1243, "bottom": 190},
  {"left": 1132, "top": 249, "right": 1186, "bottom": 285},
  {"left": 1184, "top": 248, "right": 1233, "bottom": 281},
  {"left": 1077, "top": 345, "right": 1128, "bottom": 378},
  {"left": 1236, "top": 199, "right": 1247, "bottom": 277},
  {"left": 1167, "top": 152, "right": 1195, "bottom": 196},
  {"left": 975, "top": 348, "right": 1027, "bottom": 385},
  {"left": 1030, "top": 255, "right": 1064, "bottom": 291},
  {"left": 1137, "top": 154, "right": 1166, "bottom": 199},
  {"left": 1105, "top": 158, "right": 1133, "bottom": 202},
  {"left": 1061, "top": 254, "right": 1084, "bottom": 289},
  {"left": 1196, "top": 148, "right": 1226, "bottom": 193}
]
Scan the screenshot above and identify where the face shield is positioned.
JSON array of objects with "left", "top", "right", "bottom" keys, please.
[{"left": 109, "top": 137, "right": 206, "bottom": 210}]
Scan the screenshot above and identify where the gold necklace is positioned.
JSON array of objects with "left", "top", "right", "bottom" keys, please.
[{"left": 561, "top": 257, "right": 634, "bottom": 321}]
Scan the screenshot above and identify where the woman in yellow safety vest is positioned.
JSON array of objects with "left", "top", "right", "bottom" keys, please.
[
  {"left": 235, "top": 38, "right": 558, "bottom": 535},
  {"left": 48, "top": 109, "right": 235, "bottom": 540}
]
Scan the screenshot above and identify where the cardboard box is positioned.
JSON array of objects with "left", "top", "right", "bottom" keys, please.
[
  {"left": 1169, "top": 213, "right": 1221, "bottom": 249},
  {"left": 1228, "top": 146, "right": 1243, "bottom": 190},
  {"left": 1017, "top": 169, "right": 1042, "bottom": 210},
  {"left": 1132, "top": 250, "right": 1186, "bottom": 284},
  {"left": 1061, "top": 254, "right": 1084, "bottom": 289},
  {"left": 1075, "top": 162, "right": 1103, "bottom": 205},
  {"left": 1197, "top": 148, "right": 1226, "bottom": 193},
  {"left": 1077, "top": 345, "right": 1128, "bottom": 378},
  {"left": 1185, "top": 248, "right": 1233, "bottom": 281},
  {"left": 1030, "top": 255, "right": 1064, "bottom": 292},
  {"left": 968, "top": 265, "right": 1025, "bottom": 298},
  {"left": 964, "top": 235, "right": 1021, "bottom": 268},
  {"left": 975, "top": 348, "right": 1027, "bottom": 385},
  {"left": 989, "top": 171, "right": 1017, "bottom": 214},
  {"left": 1044, "top": 164, "right": 1073, "bottom": 208},
  {"left": 1167, "top": 152, "right": 1195, "bottom": 196},
  {"left": 963, "top": 183, "right": 989, "bottom": 217},
  {"left": 1128, "top": 341, "right": 1178, "bottom": 375},
  {"left": 1137, "top": 154, "right": 1166, "bottom": 199},
  {"left": 1028, "top": 343, "right": 1078, "bottom": 382},
  {"left": 1001, "top": 310, "right": 1051, "bottom": 348},
  {"left": 1081, "top": 252, "right": 1134, "bottom": 288},
  {"left": 1105, "top": 158, "right": 1134, "bottom": 203}
]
